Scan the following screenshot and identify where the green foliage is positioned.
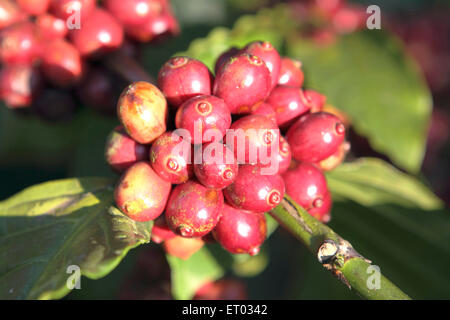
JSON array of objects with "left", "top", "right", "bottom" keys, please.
[{"left": 0, "top": 178, "right": 152, "bottom": 299}]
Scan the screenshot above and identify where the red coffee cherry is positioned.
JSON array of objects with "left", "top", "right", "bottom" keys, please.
[
  {"left": 0, "top": 0, "right": 28, "bottom": 30},
  {"left": 282, "top": 162, "right": 329, "bottom": 214},
  {"left": 213, "top": 53, "right": 271, "bottom": 114},
  {"left": 104, "top": 0, "right": 162, "bottom": 27},
  {"left": 242, "top": 41, "right": 281, "bottom": 90},
  {"left": 41, "top": 39, "right": 83, "bottom": 87},
  {"left": 305, "top": 89, "right": 326, "bottom": 113},
  {"left": 214, "top": 47, "right": 240, "bottom": 74},
  {"left": 0, "top": 65, "right": 42, "bottom": 108},
  {"left": 158, "top": 56, "right": 213, "bottom": 108},
  {"left": 226, "top": 114, "right": 280, "bottom": 165},
  {"left": 117, "top": 81, "right": 168, "bottom": 144},
  {"left": 224, "top": 165, "right": 285, "bottom": 213},
  {"left": 151, "top": 215, "right": 176, "bottom": 244},
  {"left": 125, "top": 12, "right": 179, "bottom": 43},
  {"left": 315, "top": 141, "right": 350, "bottom": 171},
  {"left": 277, "top": 57, "right": 304, "bottom": 87},
  {"left": 165, "top": 180, "right": 224, "bottom": 238},
  {"left": 251, "top": 102, "right": 277, "bottom": 124},
  {"left": 163, "top": 236, "right": 205, "bottom": 260},
  {"left": 213, "top": 204, "right": 266, "bottom": 256},
  {"left": 150, "top": 131, "right": 193, "bottom": 184},
  {"left": 266, "top": 86, "right": 311, "bottom": 127},
  {"left": 308, "top": 190, "right": 332, "bottom": 223},
  {"left": 32, "top": 88, "right": 76, "bottom": 122},
  {"left": 35, "top": 13, "right": 68, "bottom": 40},
  {"left": 69, "top": 8, "right": 124, "bottom": 57},
  {"left": 0, "top": 21, "right": 41, "bottom": 65},
  {"left": 17, "top": 0, "right": 49, "bottom": 15},
  {"left": 115, "top": 161, "right": 171, "bottom": 222},
  {"left": 105, "top": 125, "right": 149, "bottom": 173},
  {"left": 287, "top": 112, "right": 346, "bottom": 163},
  {"left": 194, "top": 142, "right": 238, "bottom": 189},
  {"left": 175, "top": 95, "right": 231, "bottom": 144},
  {"left": 49, "top": 0, "right": 95, "bottom": 21},
  {"left": 276, "top": 136, "right": 292, "bottom": 174}
]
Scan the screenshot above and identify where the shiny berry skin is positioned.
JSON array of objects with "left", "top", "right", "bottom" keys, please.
[
  {"left": 41, "top": 39, "right": 83, "bottom": 87},
  {"left": 0, "top": 0, "right": 28, "bottom": 30},
  {"left": 278, "top": 57, "right": 304, "bottom": 87},
  {"left": 308, "top": 191, "right": 332, "bottom": 223},
  {"left": 316, "top": 141, "right": 350, "bottom": 171},
  {"left": 305, "top": 89, "right": 326, "bottom": 113},
  {"left": 214, "top": 47, "right": 239, "bottom": 74},
  {"left": 17, "top": 0, "right": 49, "bottom": 15},
  {"left": 0, "top": 21, "right": 40, "bottom": 65},
  {"left": 175, "top": 95, "right": 231, "bottom": 144},
  {"left": 226, "top": 114, "right": 280, "bottom": 165},
  {"left": 322, "top": 104, "right": 350, "bottom": 127},
  {"left": 266, "top": 86, "right": 311, "bottom": 127},
  {"left": 251, "top": 102, "right": 277, "bottom": 124},
  {"left": 36, "top": 13, "right": 68, "bottom": 40},
  {"left": 224, "top": 165, "right": 285, "bottom": 213},
  {"left": 157, "top": 56, "right": 213, "bottom": 108},
  {"left": 115, "top": 161, "right": 171, "bottom": 222},
  {"left": 151, "top": 215, "right": 176, "bottom": 243},
  {"left": 150, "top": 131, "right": 193, "bottom": 184},
  {"left": 276, "top": 136, "right": 291, "bottom": 174},
  {"left": 282, "top": 162, "right": 329, "bottom": 214},
  {"left": 117, "top": 81, "right": 168, "bottom": 144},
  {"left": 287, "top": 112, "right": 346, "bottom": 163},
  {"left": 194, "top": 142, "right": 238, "bottom": 189},
  {"left": 242, "top": 41, "right": 281, "bottom": 90},
  {"left": 50, "top": 0, "right": 95, "bottom": 21},
  {"left": 213, "top": 53, "right": 271, "bottom": 114},
  {"left": 213, "top": 204, "right": 266, "bottom": 256},
  {"left": 165, "top": 180, "right": 224, "bottom": 238},
  {"left": 105, "top": 126, "right": 149, "bottom": 173},
  {"left": 32, "top": 89, "right": 76, "bottom": 122},
  {"left": 163, "top": 236, "right": 204, "bottom": 260},
  {"left": 0, "top": 65, "right": 41, "bottom": 108},
  {"left": 105, "top": 0, "right": 161, "bottom": 27},
  {"left": 69, "top": 9, "right": 124, "bottom": 57},
  {"left": 125, "top": 12, "right": 179, "bottom": 43}
]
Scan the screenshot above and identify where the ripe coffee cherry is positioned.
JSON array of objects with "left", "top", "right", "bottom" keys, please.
[
  {"left": 175, "top": 95, "right": 231, "bottom": 144},
  {"left": 282, "top": 162, "right": 329, "bottom": 214},
  {"left": 151, "top": 215, "right": 176, "bottom": 243},
  {"left": 266, "top": 86, "right": 311, "bottom": 127},
  {"left": 117, "top": 81, "right": 168, "bottom": 144},
  {"left": 0, "top": 0, "right": 28, "bottom": 29},
  {"left": 165, "top": 180, "right": 224, "bottom": 238},
  {"left": 226, "top": 114, "right": 280, "bottom": 165},
  {"left": 36, "top": 13, "right": 68, "bottom": 40},
  {"left": 150, "top": 131, "right": 193, "bottom": 184},
  {"left": 332, "top": 5, "right": 366, "bottom": 34},
  {"left": 115, "top": 161, "right": 171, "bottom": 222},
  {"left": 242, "top": 41, "right": 281, "bottom": 90},
  {"left": 213, "top": 53, "right": 271, "bottom": 114},
  {"left": 17, "top": 0, "right": 49, "bottom": 15},
  {"left": 50, "top": 0, "right": 95, "bottom": 21},
  {"left": 214, "top": 47, "right": 239, "bottom": 74},
  {"left": 69, "top": 9, "right": 124, "bottom": 57},
  {"left": 308, "top": 191, "right": 332, "bottom": 223},
  {"left": 305, "top": 89, "right": 326, "bottom": 113},
  {"left": 278, "top": 57, "right": 304, "bottom": 87},
  {"left": 105, "top": 0, "right": 161, "bottom": 27},
  {"left": 251, "top": 102, "right": 277, "bottom": 124},
  {"left": 163, "top": 236, "right": 205, "bottom": 260},
  {"left": 32, "top": 89, "right": 76, "bottom": 121},
  {"left": 322, "top": 104, "right": 350, "bottom": 127},
  {"left": 213, "top": 204, "right": 266, "bottom": 255},
  {"left": 158, "top": 56, "right": 213, "bottom": 108},
  {"left": 276, "top": 136, "right": 291, "bottom": 174},
  {"left": 0, "top": 65, "right": 41, "bottom": 108},
  {"left": 105, "top": 126, "right": 149, "bottom": 173},
  {"left": 287, "top": 112, "right": 346, "bottom": 163},
  {"left": 194, "top": 142, "right": 238, "bottom": 189},
  {"left": 316, "top": 141, "right": 350, "bottom": 171},
  {"left": 0, "top": 21, "right": 40, "bottom": 65},
  {"left": 41, "top": 39, "right": 83, "bottom": 87},
  {"left": 125, "top": 12, "right": 179, "bottom": 43},
  {"left": 224, "top": 165, "right": 285, "bottom": 213}
]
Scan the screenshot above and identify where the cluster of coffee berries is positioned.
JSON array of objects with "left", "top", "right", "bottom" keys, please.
[
  {"left": 106, "top": 40, "right": 349, "bottom": 258},
  {"left": 0, "top": 0, "right": 178, "bottom": 120}
]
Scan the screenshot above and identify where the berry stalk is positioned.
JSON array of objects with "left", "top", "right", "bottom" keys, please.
[
  {"left": 104, "top": 49, "right": 156, "bottom": 84},
  {"left": 270, "top": 195, "right": 411, "bottom": 300}
]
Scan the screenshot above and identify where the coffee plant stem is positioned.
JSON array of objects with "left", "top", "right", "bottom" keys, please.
[
  {"left": 104, "top": 50, "right": 156, "bottom": 84},
  {"left": 270, "top": 195, "right": 411, "bottom": 300}
]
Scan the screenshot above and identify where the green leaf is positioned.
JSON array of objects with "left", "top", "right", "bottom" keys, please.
[
  {"left": 287, "top": 30, "right": 432, "bottom": 173},
  {"left": 0, "top": 178, "right": 152, "bottom": 300}
]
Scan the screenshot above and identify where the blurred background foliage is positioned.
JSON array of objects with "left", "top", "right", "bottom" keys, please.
[{"left": 0, "top": 0, "right": 449, "bottom": 300}]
